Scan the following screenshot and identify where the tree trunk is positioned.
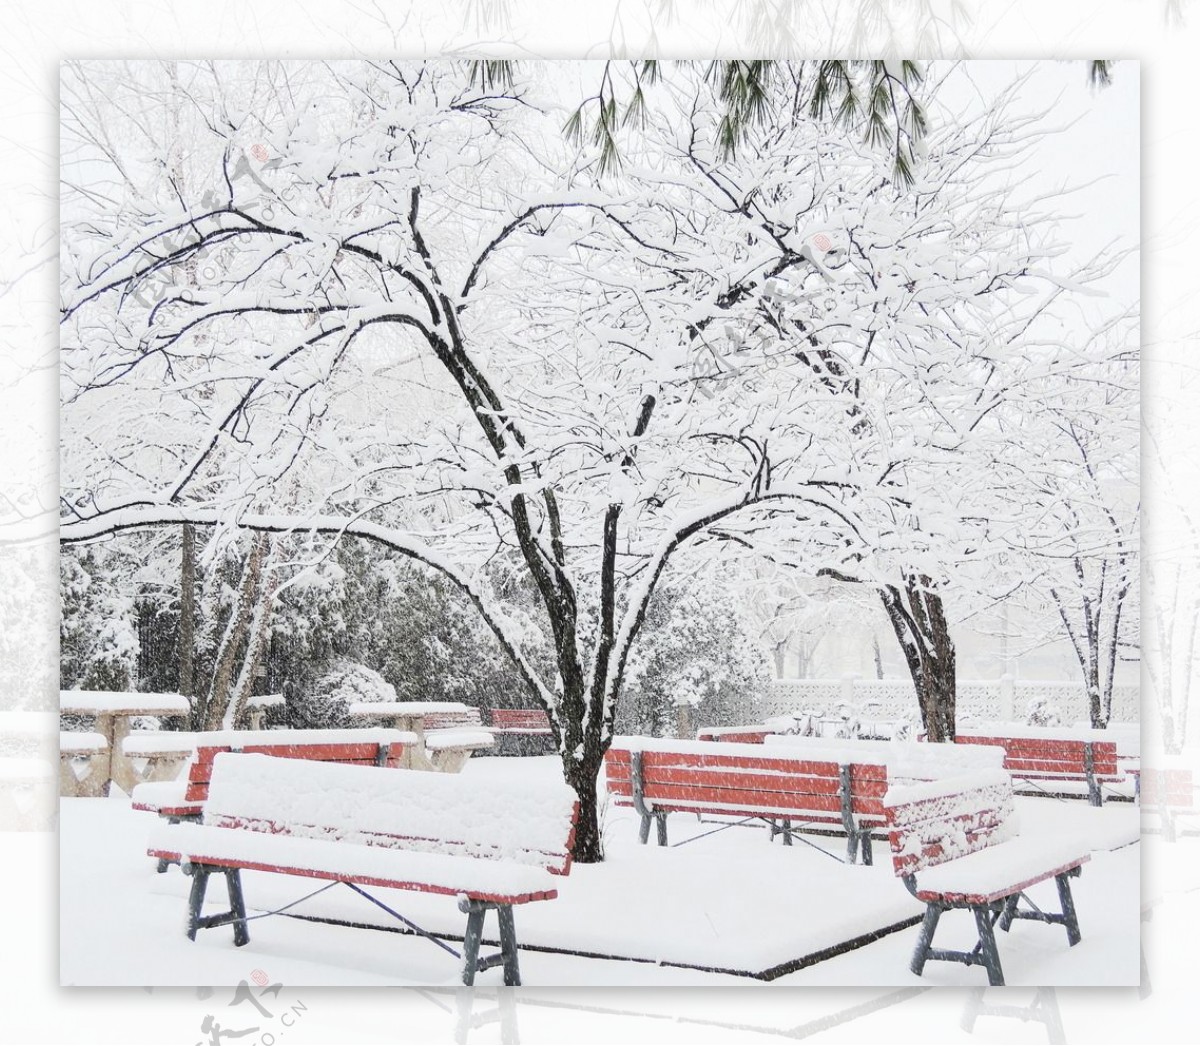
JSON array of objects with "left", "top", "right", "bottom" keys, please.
[
  {"left": 563, "top": 750, "right": 605, "bottom": 863},
  {"left": 881, "top": 575, "right": 957, "bottom": 742},
  {"left": 179, "top": 523, "right": 196, "bottom": 701},
  {"left": 203, "top": 534, "right": 269, "bottom": 731}
]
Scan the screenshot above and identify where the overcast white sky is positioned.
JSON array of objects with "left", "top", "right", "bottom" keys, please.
[{"left": 953, "top": 60, "right": 1139, "bottom": 307}]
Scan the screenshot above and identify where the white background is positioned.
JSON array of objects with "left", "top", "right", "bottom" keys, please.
[{"left": 0, "top": 2, "right": 1194, "bottom": 1042}]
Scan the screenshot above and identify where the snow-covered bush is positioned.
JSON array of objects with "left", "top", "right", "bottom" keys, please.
[{"left": 1025, "top": 696, "right": 1063, "bottom": 728}]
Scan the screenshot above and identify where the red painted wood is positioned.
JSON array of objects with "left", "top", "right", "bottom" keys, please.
[
  {"left": 174, "top": 742, "right": 406, "bottom": 804},
  {"left": 1141, "top": 769, "right": 1195, "bottom": 807},
  {"left": 696, "top": 729, "right": 770, "bottom": 743},
  {"left": 913, "top": 855, "right": 1089, "bottom": 905},
  {"left": 956, "top": 736, "right": 1120, "bottom": 777},
  {"left": 632, "top": 764, "right": 889, "bottom": 799},
  {"left": 145, "top": 847, "right": 558, "bottom": 906},
  {"left": 607, "top": 778, "right": 885, "bottom": 816},
  {"left": 605, "top": 747, "right": 888, "bottom": 780},
  {"left": 490, "top": 710, "right": 551, "bottom": 731},
  {"left": 887, "top": 808, "right": 1008, "bottom": 875}
]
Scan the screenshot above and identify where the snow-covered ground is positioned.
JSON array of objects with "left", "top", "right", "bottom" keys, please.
[{"left": 59, "top": 755, "right": 1140, "bottom": 988}]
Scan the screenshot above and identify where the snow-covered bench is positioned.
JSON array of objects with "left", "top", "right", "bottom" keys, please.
[
  {"left": 952, "top": 729, "right": 1123, "bottom": 806},
  {"left": 1141, "top": 760, "right": 1196, "bottom": 841},
  {"left": 132, "top": 729, "right": 418, "bottom": 871},
  {"left": 607, "top": 736, "right": 1007, "bottom": 864},
  {"left": 486, "top": 709, "right": 555, "bottom": 756},
  {"left": 884, "top": 769, "right": 1090, "bottom": 986},
  {"left": 605, "top": 737, "right": 896, "bottom": 863},
  {"left": 147, "top": 752, "right": 579, "bottom": 986}
]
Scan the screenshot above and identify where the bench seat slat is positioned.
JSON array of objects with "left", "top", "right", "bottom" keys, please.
[
  {"left": 607, "top": 778, "right": 885, "bottom": 817},
  {"left": 909, "top": 835, "right": 1090, "bottom": 904},
  {"left": 626, "top": 765, "right": 889, "bottom": 799},
  {"left": 148, "top": 822, "right": 560, "bottom": 905},
  {"left": 606, "top": 748, "right": 889, "bottom": 781}
]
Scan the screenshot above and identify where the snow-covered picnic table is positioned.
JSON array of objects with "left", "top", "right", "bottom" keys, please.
[
  {"left": 0, "top": 711, "right": 58, "bottom": 828},
  {"left": 59, "top": 690, "right": 191, "bottom": 796},
  {"left": 345, "top": 701, "right": 493, "bottom": 771}
]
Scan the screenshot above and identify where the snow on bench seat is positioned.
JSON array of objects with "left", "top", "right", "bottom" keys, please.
[
  {"left": 765, "top": 736, "right": 1005, "bottom": 781},
  {"left": 884, "top": 770, "right": 1090, "bottom": 986},
  {"left": 147, "top": 753, "right": 579, "bottom": 986},
  {"left": 910, "top": 834, "right": 1093, "bottom": 905}
]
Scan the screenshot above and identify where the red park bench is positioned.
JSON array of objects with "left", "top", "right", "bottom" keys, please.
[
  {"left": 146, "top": 752, "right": 579, "bottom": 985},
  {"left": 884, "top": 769, "right": 1090, "bottom": 986},
  {"left": 605, "top": 737, "right": 888, "bottom": 863},
  {"left": 487, "top": 709, "right": 556, "bottom": 756},
  {"left": 695, "top": 726, "right": 772, "bottom": 744},
  {"left": 952, "top": 731, "right": 1122, "bottom": 806},
  {"left": 131, "top": 728, "right": 417, "bottom": 869},
  {"left": 1141, "top": 764, "right": 1196, "bottom": 841}
]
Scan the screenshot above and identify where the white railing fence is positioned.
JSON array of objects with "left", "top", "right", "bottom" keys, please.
[{"left": 758, "top": 676, "right": 1139, "bottom": 727}]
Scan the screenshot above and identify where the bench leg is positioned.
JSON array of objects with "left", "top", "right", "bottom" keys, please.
[
  {"left": 638, "top": 813, "right": 651, "bottom": 844},
  {"left": 860, "top": 830, "right": 873, "bottom": 866},
  {"left": 769, "top": 819, "right": 794, "bottom": 845},
  {"left": 655, "top": 811, "right": 668, "bottom": 846},
  {"left": 496, "top": 904, "right": 521, "bottom": 987},
  {"left": 998, "top": 892, "right": 1020, "bottom": 932},
  {"left": 461, "top": 906, "right": 487, "bottom": 986},
  {"left": 1055, "top": 872, "right": 1082, "bottom": 946},
  {"left": 225, "top": 869, "right": 250, "bottom": 947},
  {"left": 911, "top": 903, "right": 941, "bottom": 976},
  {"left": 184, "top": 864, "right": 250, "bottom": 947},
  {"left": 973, "top": 905, "right": 1005, "bottom": 986},
  {"left": 186, "top": 867, "right": 210, "bottom": 942}
]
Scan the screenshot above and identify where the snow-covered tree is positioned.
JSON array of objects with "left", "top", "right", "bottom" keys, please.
[{"left": 59, "top": 61, "right": 1133, "bottom": 860}]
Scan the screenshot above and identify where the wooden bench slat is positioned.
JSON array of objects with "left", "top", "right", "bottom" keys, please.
[
  {"left": 605, "top": 747, "right": 889, "bottom": 781},
  {"left": 607, "top": 763, "right": 888, "bottom": 800},
  {"left": 606, "top": 778, "right": 886, "bottom": 817}
]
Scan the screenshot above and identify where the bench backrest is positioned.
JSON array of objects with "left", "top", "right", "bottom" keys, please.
[
  {"left": 204, "top": 752, "right": 579, "bottom": 873},
  {"left": 955, "top": 734, "right": 1119, "bottom": 779},
  {"left": 1142, "top": 767, "right": 1194, "bottom": 808},
  {"left": 883, "top": 769, "right": 1016, "bottom": 878},
  {"left": 424, "top": 708, "right": 485, "bottom": 731},
  {"left": 605, "top": 738, "right": 887, "bottom": 820},
  {"left": 488, "top": 709, "right": 551, "bottom": 732},
  {"left": 696, "top": 726, "right": 771, "bottom": 743},
  {"left": 184, "top": 729, "right": 413, "bottom": 804}
]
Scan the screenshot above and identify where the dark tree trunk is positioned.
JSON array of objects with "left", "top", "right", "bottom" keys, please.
[
  {"left": 563, "top": 748, "right": 605, "bottom": 863},
  {"left": 881, "top": 575, "right": 957, "bottom": 742},
  {"left": 179, "top": 523, "right": 196, "bottom": 701}
]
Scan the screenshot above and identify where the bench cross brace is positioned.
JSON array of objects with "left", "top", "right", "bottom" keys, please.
[{"left": 904, "top": 867, "right": 1082, "bottom": 986}]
